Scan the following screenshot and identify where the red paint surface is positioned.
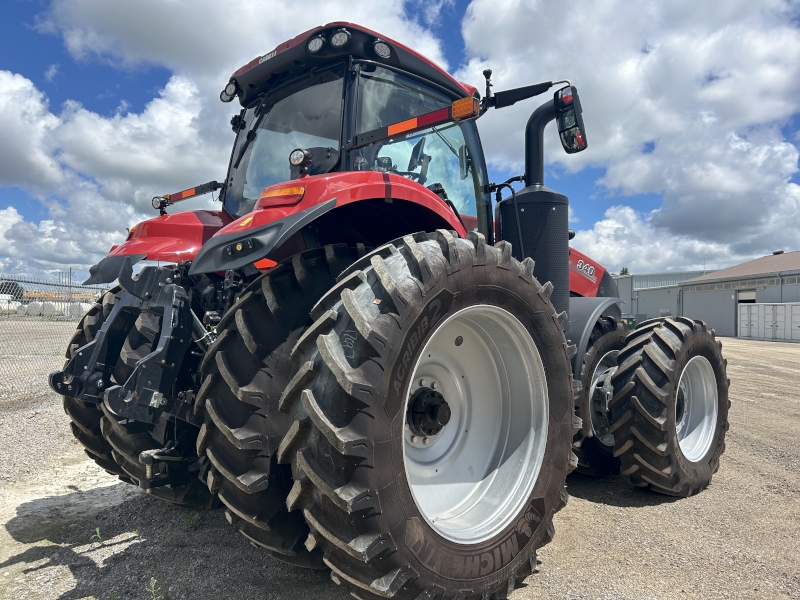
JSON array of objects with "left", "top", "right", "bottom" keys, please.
[
  {"left": 569, "top": 246, "right": 606, "bottom": 297},
  {"left": 108, "top": 210, "right": 232, "bottom": 262},
  {"left": 231, "top": 22, "right": 477, "bottom": 98},
  {"left": 214, "top": 172, "right": 467, "bottom": 239}
]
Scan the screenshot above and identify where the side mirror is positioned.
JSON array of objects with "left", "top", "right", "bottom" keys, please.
[
  {"left": 458, "top": 145, "right": 470, "bottom": 180},
  {"left": 554, "top": 86, "right": 587, "bottom": 154},
  {"left": 408, "top": 137, "right": 427, "bottom": 170}
]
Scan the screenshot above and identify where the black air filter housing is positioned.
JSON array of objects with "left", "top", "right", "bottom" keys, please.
[{"left": 497, "top": 185, "right": 569, "bottom": 318}]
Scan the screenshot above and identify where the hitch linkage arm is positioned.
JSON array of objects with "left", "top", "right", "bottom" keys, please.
[{"left": 49, "top": 265, "right": 211, "bottom": 426}]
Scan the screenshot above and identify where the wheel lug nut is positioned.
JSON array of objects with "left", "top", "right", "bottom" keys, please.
[
  {"left": 411, "top": 436, "right": 418, "bottom": 443},
  {"left": 420, "top": 379, "right": 426, "bottom": 386},
  {"left": 405, "top": 423, "right": 409, "bottom": 430},
  {"left": 423, "top": 437, "right": 430, "bottom": 445},
  {"left": 431, "top": 382, "right": 437, "bottom": 389}
]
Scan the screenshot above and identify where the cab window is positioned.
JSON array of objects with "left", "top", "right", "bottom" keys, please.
[
  {"left": 354, "top": 65, "right": 486, "bottom": 224},
  {"left": 224, "top": 65, "right": 345, "bottom": 217}
]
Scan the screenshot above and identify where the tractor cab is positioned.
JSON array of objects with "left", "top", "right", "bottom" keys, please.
[{"left": 219, "top": 23, "right": 491, "bottom": 236}]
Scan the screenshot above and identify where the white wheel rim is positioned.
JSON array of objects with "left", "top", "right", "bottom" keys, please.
[
  {"left": 403, "top": 305, "right": 548, "bottom": 544},
  {"left": 589, "top": 351, "right": 617, "bottom": 446},
  {"left": 675, "top": 355, "right": 718, "bottom": 462}
]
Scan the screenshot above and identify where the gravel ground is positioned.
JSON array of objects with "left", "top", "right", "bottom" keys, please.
[{"left": 1, "top": 336, "right": 798, "bottom": 600}]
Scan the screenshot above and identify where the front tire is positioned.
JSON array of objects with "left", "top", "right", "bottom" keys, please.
[
  {"left": 609, "top": 317, "right": 729, "bottom": 496},
  {"left": 280, "top": 232, "right": 578, "bottom": 599}
]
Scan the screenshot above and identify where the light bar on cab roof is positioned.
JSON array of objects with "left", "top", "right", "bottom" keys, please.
[{"left": 352, "top": 97, "right": 480, "bottom": 149}]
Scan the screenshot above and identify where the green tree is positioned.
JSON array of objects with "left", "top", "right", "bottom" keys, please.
[{"left": 619, "top": 267, "right": 630, "bottom": 275}]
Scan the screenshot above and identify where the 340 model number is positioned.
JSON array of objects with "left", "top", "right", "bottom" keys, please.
[{"left": 576, "top": 260, "right": 595, "bottom": 277}]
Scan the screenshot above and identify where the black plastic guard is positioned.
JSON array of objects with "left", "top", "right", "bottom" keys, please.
[
  {"left": 566, "top": 296, "right": 624, "bottom": 379},
  {"left": 50, "top": 265, "right": 201, "bottom": 425},
  {"left": 83, "top": 254, "right": 147, "bottom": 285},
  {"left": 188, "top": 198, "right": 336, "bottom": 275}
]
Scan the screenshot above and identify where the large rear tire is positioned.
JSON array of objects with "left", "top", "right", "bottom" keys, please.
[
  {"left": 279, "top": 232, "right": 578, "bottom": 599},
  {"left": 195, "top": 244, "right": 366, "bottom": 568},
  {"left": 573, "top": 316, "right": 627, "bottom": 476},
  {"left": 63, "top": 287, "right": 215, "bottom": 509},
  {"left": 610, "top": 317, "right": 729, "bottom": 496}
]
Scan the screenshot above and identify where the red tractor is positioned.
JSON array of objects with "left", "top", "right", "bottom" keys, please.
[{"left": 51, "top": 23, "right": 729, "bottom": 599}]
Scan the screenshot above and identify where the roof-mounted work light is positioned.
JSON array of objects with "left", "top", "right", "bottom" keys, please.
[
  {"left": 330, "top": 28, "right": 351, "bottom": 48},
  {"left": 307, "top": 35, "right": 325, "bottom": 53},
  {"left": 373, "top": 40, "right": 392, "bottom": 58},
  {"left": 220, "top": 81, "right": 238, "bottom": 103}
]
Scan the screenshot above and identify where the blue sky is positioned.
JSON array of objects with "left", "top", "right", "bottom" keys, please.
[{"left": 1, "top": 0, "right": 798, "bottom": 277}]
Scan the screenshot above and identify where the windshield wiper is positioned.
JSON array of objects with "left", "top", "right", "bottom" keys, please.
[
  {"left": 233, "top": 102, "right": 270, "bottom": 169},
  {"left": 232, "top": 73, "right": 291, "bottom": 169},
  {"left": 431, "top": 125, "right": 459, "bottom": 157}
]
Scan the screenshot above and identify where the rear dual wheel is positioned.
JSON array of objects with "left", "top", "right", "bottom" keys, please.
[
  {"left": 195, "top": 244, "right": 367, "bottom": 567},
  {"left": 610, "top": 317, "right": 729, "bottom": 496},
  {"left": 279, "top": 232, "right": 578, "bottom": 599}
]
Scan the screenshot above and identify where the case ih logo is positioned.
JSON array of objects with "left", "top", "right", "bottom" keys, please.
[
  {"left": 259, "top": 50, "right": 277, "bottom": 64},
  {"left": 571, "top": 259, "right": 597, "bottom": 283}
]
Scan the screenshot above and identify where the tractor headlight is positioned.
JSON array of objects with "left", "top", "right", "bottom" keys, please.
[
  {"left": 331, "top": 29, "right": 351, "bottom": 48},
  {"left": 289, "top": 149, "right": 308, "bottom": 166},
  {"left": 307, "top": 36, "right": 324, "bottom": 53},
  {"left": 373, "top": 41, "right": 392, "bottom": 59}
]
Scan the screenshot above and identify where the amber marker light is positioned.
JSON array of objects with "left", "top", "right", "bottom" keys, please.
[
  {"left": 451, "top": 97, "right": 480, "bottom": 120},
  {"left": 257, "top": 186, "right": 306, "bottom": 208}
]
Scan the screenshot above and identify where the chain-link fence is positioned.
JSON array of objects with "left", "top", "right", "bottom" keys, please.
[{"left": 0, "top": 274, "right": 112, "bottom": 408}]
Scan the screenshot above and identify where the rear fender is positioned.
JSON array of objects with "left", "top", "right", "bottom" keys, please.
[
  {"left": 189, "top": 172, "right": 466, "bottom": 275},
  {"left": 566, "top": 296, "right": 624, "bottom": 379}
]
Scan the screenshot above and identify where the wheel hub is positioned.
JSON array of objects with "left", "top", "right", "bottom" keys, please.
[{"left": 407, "top": 387, "right": 451, "bottom": 438}]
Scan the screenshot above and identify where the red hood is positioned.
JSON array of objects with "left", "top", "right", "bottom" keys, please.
[{"left": 108, "top": 210, "right": 232, "bottom": 263}]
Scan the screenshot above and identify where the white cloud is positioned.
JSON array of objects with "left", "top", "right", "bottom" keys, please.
[
  {"left": 44, "top": 63, "right": 59, "bottom": 82},
  {"left": 410, "top": 0, "right": 456, "bottom": 28},
  {"left": 36, "top": 0, "right": 449, "bottom": 74},
  {"left": 0, "top": 72, "right": 63, "bottom": 191},
  {"left": 458, "top": 0, "right": 800, "bottom": 270},
  {"left": 573, "top": 205, "right": 731, "bottom": 273}
]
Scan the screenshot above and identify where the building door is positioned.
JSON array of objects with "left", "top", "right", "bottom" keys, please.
[
  {"left": 756, "top": 304, "right": 765, "bottom": 339},
  {"left": 791, "top": 304, "right": 800, "bottom": 342},
  {"left": 774, "top": 304, "right": 787, "bottom": 340},
  {"left": 738, "top": 304, "right": 751, "bottom": 338},
  {"left": 764, "top": 305, "right": 776, "bottom": 340}
]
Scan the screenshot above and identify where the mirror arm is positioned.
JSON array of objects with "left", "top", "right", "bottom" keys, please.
[{"left": 524, "top": 99, "right": 556, "bottom": 187}]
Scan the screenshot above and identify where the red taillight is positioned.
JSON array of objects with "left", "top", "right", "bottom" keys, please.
[{"left": 257, "top": 186, "right": 305, "bottom": 209}]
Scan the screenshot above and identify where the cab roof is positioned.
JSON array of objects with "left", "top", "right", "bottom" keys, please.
[{"left": 228, "top": 22, "right": 477, "bottom": 107}]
